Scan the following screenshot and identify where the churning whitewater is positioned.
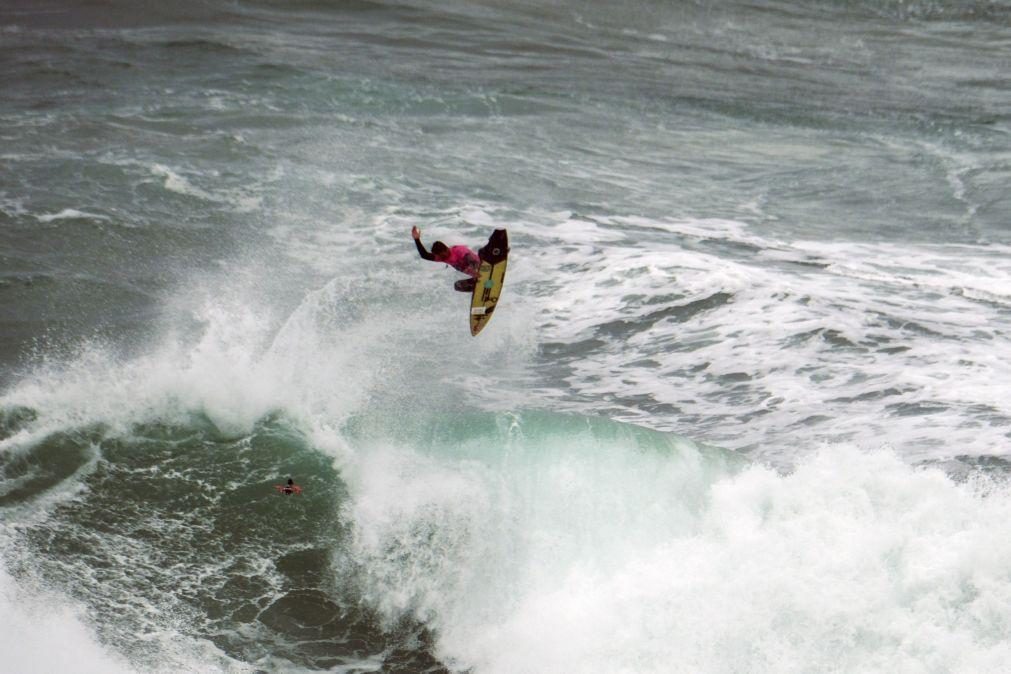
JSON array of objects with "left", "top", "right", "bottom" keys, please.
[{"left": 2, "top": 0, "right": 1010, "bottom": 672}]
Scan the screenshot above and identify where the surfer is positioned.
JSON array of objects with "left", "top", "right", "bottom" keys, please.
[
  {"left": 275, "top": 479, "right": 302, "bottom": 495},
  {"left": 412, "top": 226, "right": 480, "bottom": 292}
]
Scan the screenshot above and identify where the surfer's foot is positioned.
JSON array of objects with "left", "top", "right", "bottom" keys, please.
[{"left": 454, "top": 278, "right": 477, "bottom": 292}]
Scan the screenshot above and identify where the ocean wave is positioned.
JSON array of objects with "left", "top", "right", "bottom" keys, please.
[{"left": 342, "top": 421, "right": 1011, "bottom": 674}]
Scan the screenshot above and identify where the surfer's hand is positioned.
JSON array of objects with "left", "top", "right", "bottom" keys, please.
[{"left": 411, "top": 226, "right": 421, "bottom": 240}]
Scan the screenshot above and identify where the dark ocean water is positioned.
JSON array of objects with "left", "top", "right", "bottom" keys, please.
[{"left": 2, "top": 1, "right": 1010, "bottom": 671}]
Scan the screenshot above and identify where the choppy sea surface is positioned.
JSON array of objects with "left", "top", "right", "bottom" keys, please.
[{"left": 2, "top": 0, "right": 1010, "bottom": 671}]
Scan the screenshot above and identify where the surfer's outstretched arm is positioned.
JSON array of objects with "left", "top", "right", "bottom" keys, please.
[{"left": 412, "top": 226, "right": 436, "bottom": 261}]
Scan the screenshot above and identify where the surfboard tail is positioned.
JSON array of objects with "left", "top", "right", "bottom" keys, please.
[{"left": 478, "top": 229, "right": 509, "bottom": 265}]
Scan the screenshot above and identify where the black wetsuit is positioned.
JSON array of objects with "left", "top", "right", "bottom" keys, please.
[{"left": 414, "top": 238, "right": 437, "bottom": 261}]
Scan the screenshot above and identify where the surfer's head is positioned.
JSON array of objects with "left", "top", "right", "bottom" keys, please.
[
  {"left": 287, "top": 478, "right": 294, "bottom": 486},
  {"left": 431, "top": 241, "right": 449, "bottom": 260}
]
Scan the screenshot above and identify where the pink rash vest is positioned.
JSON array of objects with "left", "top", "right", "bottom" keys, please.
[
  {"left": 444, "top": 245, "right": 480, "bottom": 278},
  {"left": 414, "top": 237, "right": 481, "bottom": 278}
]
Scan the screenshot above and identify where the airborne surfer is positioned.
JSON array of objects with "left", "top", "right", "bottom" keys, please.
[{"left": 411, "top": 226, "right": 480, "bottom": 292}]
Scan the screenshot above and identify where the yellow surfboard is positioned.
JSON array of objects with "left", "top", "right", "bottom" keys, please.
[{"left": 470, "top": 229, "right": 509, "bottom": 336}]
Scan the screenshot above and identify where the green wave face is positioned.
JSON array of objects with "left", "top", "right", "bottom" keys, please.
[{"left": 1, "top": 402, "right": 741, "bottom": 671}]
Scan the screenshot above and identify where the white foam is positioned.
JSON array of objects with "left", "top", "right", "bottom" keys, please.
[
  {"left": 86, "top": 155, "right": 263, "bottom": 214},
  {"left": 35, "top": 208, "right": 110, "bottom": 223},
  {"left": 0, "top": 192, "right": 28, "bottom": 218},
  {"left": 343, "top": 438, "right": 1011, "bottom": 674},
  {"left": 0, "top": 287, "right": 369, "bottom": 452},
  {"left": 150, "top": 163, "right": 220, "bottom": 202},
  {"left": 500, "top": 212, "right": 1011, "bottom": 461},
  {"left": 0, "top": 561, "right": 135, "bottom": 674}
]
